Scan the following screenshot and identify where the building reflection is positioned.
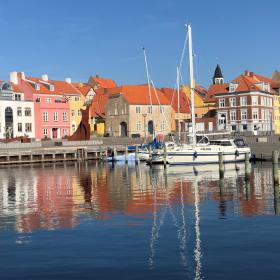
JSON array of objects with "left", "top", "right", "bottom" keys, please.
[{"left": 0, "top": 162, "right": 278, "bottom": 234}]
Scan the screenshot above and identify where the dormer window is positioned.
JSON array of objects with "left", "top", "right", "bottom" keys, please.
[
  {"left": 229, "top": 83, "right": 237, "bottom": 93},
  {"left": 49, "top": 85, "right": 54, "bottom": 91},
  {"left": 35, "top": 84, "right": 40, "bottom": 90}
]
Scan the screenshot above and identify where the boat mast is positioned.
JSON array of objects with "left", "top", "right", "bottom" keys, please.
[
  {"left": 177, "top": 66, "right": 181, "bottom": 142},
  {"left": 143, "top": 48, "right": 155, "bottom": 139},
  {"left": 188, "top": 25, "right": 196, "bottom": 146}
]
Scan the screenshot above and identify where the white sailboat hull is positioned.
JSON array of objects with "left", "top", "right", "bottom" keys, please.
[{"left": 151, "top": 145, "right": 251, "bottom": 165}]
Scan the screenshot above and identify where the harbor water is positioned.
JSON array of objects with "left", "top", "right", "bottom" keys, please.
[{"left": 0, "top": 161, "right": 280, "bottom": 279}]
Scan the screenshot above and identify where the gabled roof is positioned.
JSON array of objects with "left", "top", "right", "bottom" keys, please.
[
  {"left": 205, "top": 83, "right": 229, "bottom": 102},
  {"left": 160, "top": 87, "right": 190, "bottom": 113},
  {"left": 90, "top": 94, "right": 108, "bottom": 118},
  {"left": 108, "top": 85, "right": 170, "bottom": 105},
  {"left": 88, "top": 75, "right": 117, "bottom": 89},
  {"left": 73, "top": 83, "right": 93, "bottom": 96}
]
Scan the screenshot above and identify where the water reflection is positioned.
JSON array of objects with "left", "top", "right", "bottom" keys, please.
[{"left": 0, "top": 161, "right": 278, "bottom": 278}]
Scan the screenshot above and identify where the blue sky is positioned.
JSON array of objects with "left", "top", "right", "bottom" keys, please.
[{"left": 0, "top": 0, "right": 279, "bottom": 88}]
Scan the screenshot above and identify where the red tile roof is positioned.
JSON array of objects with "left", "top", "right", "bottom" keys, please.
[
  {"left": 205, "top": 71, "right": 280, "bottom": 101},
  {"left": 160, "top": 87, "right": 190, "bottom": 113},
  {"left": 108, "top": 85, "right": 170, "bottom": 105},
  {"left": 205, "top": 83, "right": 229, "bottom": 102},
  {"left": 90, "top": 94, "right": 108, "bottom": 118},
  {"left": 88, "top": 75, "right": 117, "bottom": 89},
  {"left": 73, "top": 83, "right": 93, "bottom": 96}
]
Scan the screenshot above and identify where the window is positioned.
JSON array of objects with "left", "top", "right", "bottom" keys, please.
[
  {"left": 136, "top": 106, "right": 141, "bottom": 113},
  {"left": 136, "top": 121, "right": 141, "bottom": 131},
  {"left": 15, "top": 93, "right": 21, "bottom": 101},
  {"left": 240, "top": 97, "right": 247, "bottom": 106},
  {"left": 219, "top": 98, "right": 225, "bottom": 108},
  {"left": 25, "top": 107, "right": 32, "bottom": 116},
  {"left": 160, "top": 106, "right": 165, "bottom": 113},
  {"left": 18, "top": 123, "right": 22, "bottom": 132},
  {"left": 241, "top": 110, "right": 247, "bottom": 120},
  {"left": 78, "top": 110, "right": 81, "bottom": 117},
  {"left": 43, "top": 112, "right": 48, "bottom": 122},
  {"left": 242, "top": 124, "right": 247, "bottom": 131},
  {"left": 43, "top": 128, "right": 48, "bottom": 136},
  {"left": 46, "top": 97, "right": 51, "bottom": 103},
  {"left": 72, "top": 123, "right": 76, "bottom": 132},
  {"left": 63, "top": 128, "right": 68, "bottom": 136},
  {"left": 53, "top": 112, "right": 58, "bottom": 121},
  {"left": 160, "top": 120, "right": 165, "bottom": 130},
  {"left": 229, "top": 97, "right": 236, "bottom": 107},
  {"left": 36, "top": 97, "right": 40, "bottom": 103},
  {"left": 35, "top": 84, "right": 40, "bottom": 90},
  {"left": 148, "top": 106, "right": 152, "bottom": 114},
  {"left": 63, "top": 112, "right": 67, "bottom": 122},
  {"left": 231, "top": 125, "right": 236, "bottom": 131},
  {"left": 252, "top": 96, "right": 258, "bottom": 105},
  {"left": 17, "top": 107, "right": 22, "bottom": 117},
  {"left": 25, "top": 123, "right": 32, "bottom": 132},
  {"left": 268, "top": 98, "right": 272, "bottom": 107},
  {"left": 50, "top": 85, "right": 54, "bottom": 91},
  {"left": 71, "top": 110, "right": 75, "bottom": 117},
  {"left": 230, "top": 111, "right": 236, "bottom": 121},
  {"left": 252, "top": 109, "right": 258, "bottom": 120},
  {"left": 75, "top": 96, "right": 80, "bottom": 101}
]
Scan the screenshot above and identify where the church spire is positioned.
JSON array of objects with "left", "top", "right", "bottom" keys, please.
[{"left": 213, "top": 64, "right": 224, "bottom": 85}]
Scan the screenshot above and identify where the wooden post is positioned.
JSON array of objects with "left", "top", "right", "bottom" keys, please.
[
  {"left": 135, "top": 146, "right": 139, "bottom": 165},
  {"left": 272, "top": 150, "right": 279, "bottom": 185},
  {"left": 218, "top": 152, "right": 224, "bottom": 179},
  {"left": 113, "top": 146, "right": 117, "bottom": 162},
  {"left": 245, "top": 152, "right": 251, "bottom": 181},
  {"left": 163, "top": 143, "right": 167, "bottom": 168},
  {"left": 149, "top": 145, "right": 152, "bottom": 166},
  {"left": 125, "top": 145, "right": 128, "bottom": 164}
]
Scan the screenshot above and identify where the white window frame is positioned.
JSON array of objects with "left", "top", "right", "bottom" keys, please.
[
  {"left": 43, "top": 112, "right": 48, "bottom": 122},
  {"left": 53, "top": 112, "right": 58, "bottom": 122},
  {"left": 229, "top": 97, "right": 236, "bottom": 107},
  {"left": 240, "top": 97, "right": 247, "bottom": 106},
  {"left": 241, "top": 110, "right": 247, "bottom": 120},
  {"left": 219, "top": 98, "right": 225, "bottom": 108},
  {"left": 136, "top": 106, "right": 141, "bottom": 114}
]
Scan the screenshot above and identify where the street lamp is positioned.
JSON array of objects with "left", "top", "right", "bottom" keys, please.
[{"left": 142, "top": 113, "right": 147, "bottom": 143}]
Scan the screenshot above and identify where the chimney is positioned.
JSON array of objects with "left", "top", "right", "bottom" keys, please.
[
  {"left": 249, "top": 71, "right": 254, "bottom": 77},
  {"left": 20, "top": 72, "right": 25, "bottom": 80},
  {"left": 65, "top": 77, "right": 71, "bottom": 84},
  {"left": 10, "top": 72, "right": 18, "bottom": 85},
  {"left": 42, "top": 74, "right": 48, "bottom": 81},
  {"left": 244, "top": 70, "right": 249, "bottom": 76}
]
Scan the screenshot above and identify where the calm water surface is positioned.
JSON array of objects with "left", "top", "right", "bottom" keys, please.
[{"left": 0, "top": 161, "right": 280, "bottom": 280}]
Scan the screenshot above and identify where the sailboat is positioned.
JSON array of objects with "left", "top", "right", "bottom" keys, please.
[{"left": 150, "top": 25, "right": 251, "bottom": 165}]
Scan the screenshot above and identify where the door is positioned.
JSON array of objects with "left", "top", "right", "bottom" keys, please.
[{"left": 52, "top": 128, "right": 58, "bottom": 139}]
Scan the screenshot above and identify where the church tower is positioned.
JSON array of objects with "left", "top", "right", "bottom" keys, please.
[{"left": 212, "top": 64, "right": 224, "bottom": 85}]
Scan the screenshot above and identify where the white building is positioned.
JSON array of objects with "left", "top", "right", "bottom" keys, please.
[{"left": 0, "top": 81, "right": 35, "bottom": 139}]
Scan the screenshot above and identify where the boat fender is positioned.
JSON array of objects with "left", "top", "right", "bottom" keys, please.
[
  {"left": 235, "top": 150, "right": 239, "bottom": 157},
  {"left": 193, "top": 151, "right": 197, "bottom": 158}
]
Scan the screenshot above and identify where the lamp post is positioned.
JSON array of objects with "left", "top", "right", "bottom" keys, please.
[{"left": 142, "top": 113, "right": 147, "bottom": 143}]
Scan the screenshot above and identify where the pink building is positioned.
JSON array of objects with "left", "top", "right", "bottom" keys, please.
[{"left": 10, "top": 72, "right": 70, "bottom": 140}]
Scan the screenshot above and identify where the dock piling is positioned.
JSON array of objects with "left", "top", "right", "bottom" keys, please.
[
  {"left": 272, "top": 150, "right": 279, "bottom": 185},
  {"left": 245, "top": 152, "right": 251, "bottom": 181},
  {"left": 149, "top": 145, "right": 152, "bottom": 166},
  {"left": 218, "top": 152, "right": 224, "bottom": 179},
  {"left": 163, "top": 144, "right": 167, "bottom": 168},
  {"left": 135, "top": 146, "right": 139, "bottom": 165},
  {"left": 125, "top": 145, "right": 128, "bottom": 164}
]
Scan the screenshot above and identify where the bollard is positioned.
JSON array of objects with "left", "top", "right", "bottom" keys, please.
[
  {"left": 272, "top": 150, "right": 279, "bottom": 185},
  {"left": 163, "top": 144, "right": 167, "bottom": 168},
  {"left": 218, "top": 152, "right": 224, "bottom": 179},
  {"left": 135, "top": 146, "right": 139, "bottom": 165},
  {"left": 125, "top": 145, "right": 128, "bottom": 164},
  {"left": 245, "top": 152, "right": 251, "bottom": 181}
]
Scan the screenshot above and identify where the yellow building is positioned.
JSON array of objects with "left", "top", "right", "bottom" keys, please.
[{"left": 182, "top": 84, "right": 210, "bottom": 117}]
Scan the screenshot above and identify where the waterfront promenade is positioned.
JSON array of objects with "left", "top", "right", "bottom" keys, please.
[{"left": 0, "top": 134, "right": 279, "bottom": 165}]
